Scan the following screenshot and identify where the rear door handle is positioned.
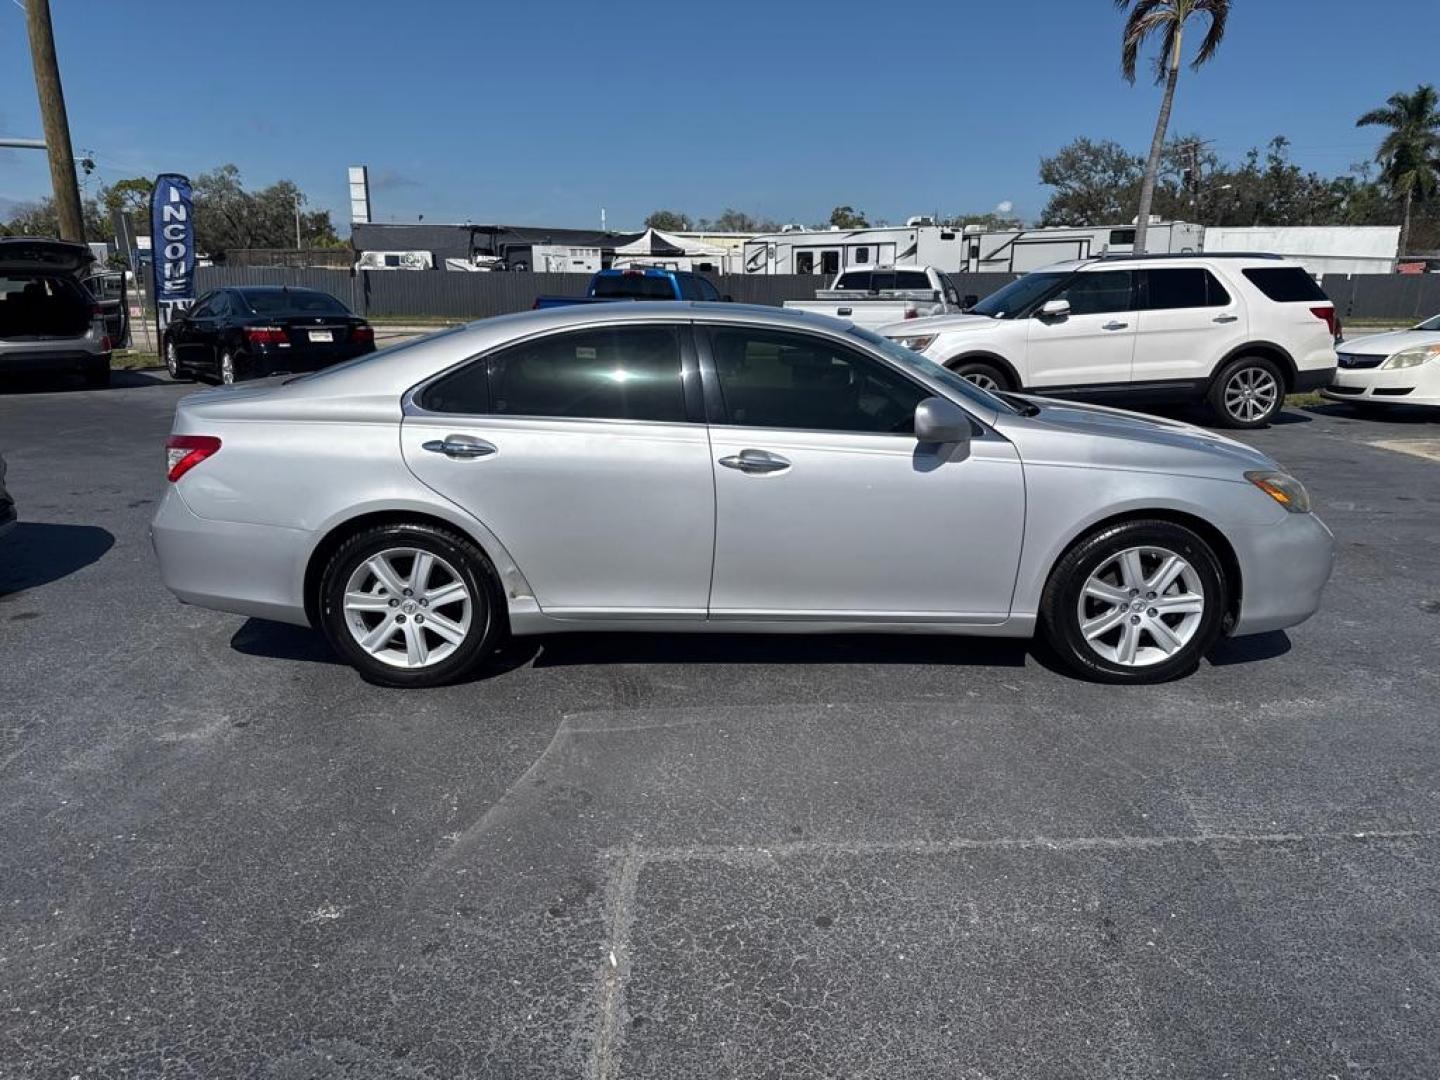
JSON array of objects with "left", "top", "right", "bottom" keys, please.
[
  {"left": 1213, "top": 314, "right": 1239, "bottom": 323},
  {"left": 1102, "top": 321, "right": 1129, "bottom": 331},
  {"left": 719, "top": 449, "right": 790, "bottom": 474},
  {"left": 423, "top": 434, "right": 497, "bottom": 459}
]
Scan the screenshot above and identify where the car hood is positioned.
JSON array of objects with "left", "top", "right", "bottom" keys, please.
[
  {"left": 877, "top": 312, "right": 1004, "bottom": 337},
  {"left": 997, "top": 395, "right": 1276, "bottom": 478},
  {"left": 0, "top": 237, "right": 94, "bottom": 275},
  {"left": 1340, "top": 328, "right": 1440, "bottom": 357}
]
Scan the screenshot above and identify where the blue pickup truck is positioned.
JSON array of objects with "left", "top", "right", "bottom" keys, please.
[{"left": 532, "top": 267, "right": 729, "bottom": 308}]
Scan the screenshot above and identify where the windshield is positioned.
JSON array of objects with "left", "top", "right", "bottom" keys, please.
[
  {"left": 848, "top": 326, "right": 1016, "bottom": 415},
  {"left": 969, "top": 272, "right": 1068, "bottom": 319},
  {"left": 1416, "top": 313, "right": 1440, "bottom": 331}
]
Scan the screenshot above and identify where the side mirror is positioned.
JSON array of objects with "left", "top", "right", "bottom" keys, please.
[
  {"left": 914, "top": 396, "right": 973, "bottom": 445},
  {"left": 1038, "top": 298, "right": 1071, "bottom": 319}
]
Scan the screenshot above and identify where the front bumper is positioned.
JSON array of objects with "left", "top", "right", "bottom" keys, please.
[
  {"left": 150, "top": 486, "right": 313, "bottom": 626},
  {"left": 1320, "top": 365, "right": 1439, "bottom": 407},
  {"left": 1229, "top": 511, "right": 1335, "bottom": 636}
]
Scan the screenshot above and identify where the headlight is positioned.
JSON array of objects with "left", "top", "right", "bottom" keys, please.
[
  {"left": 1382, "top": 343, "right": 1440, "bottom": 369},
  {"left": 1245, "top": 470, "right": 1311, "bottom": 514},
  {"left": 891, "top": 335, "right": 937, "bottom": 353}
]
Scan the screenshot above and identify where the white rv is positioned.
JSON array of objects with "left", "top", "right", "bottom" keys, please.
[{"left": 742, "top": 221, "right": 1204, "bottom": 275}]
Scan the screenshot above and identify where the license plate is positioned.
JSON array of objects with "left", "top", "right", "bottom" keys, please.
[{"left": 308, "top": 330, "right": 333, "bottom": 343}]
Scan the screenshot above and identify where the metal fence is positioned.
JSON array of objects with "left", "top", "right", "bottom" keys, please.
[{"left": 195, "top": 266, "right": 1436, "bottom": 323}]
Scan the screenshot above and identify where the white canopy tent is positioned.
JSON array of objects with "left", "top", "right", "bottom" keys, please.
[{"left": 610, "top": 228, "right": 730, "bottom": 272}]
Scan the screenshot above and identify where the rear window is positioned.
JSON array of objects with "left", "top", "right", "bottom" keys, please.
[
  {"left": 895, "top": 270, "right": 932, "bottom": 290},
  {"left": 1242, "top": 267, "right": 1327, "bottom": 303},
  {"left": 834, "top": 272, "right": 873, "bottom": 291},
  {"left": 240, "top": 290, "right": 350, "bottom": 316},
  {"left": 592, "top": 274, "right": 676, "bottom": 300}
]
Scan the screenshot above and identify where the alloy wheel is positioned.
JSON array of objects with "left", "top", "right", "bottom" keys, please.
[
  {"left": 1223, "top": 366, "right": 1279, "bottom": 424},
  {"left": 220, "top": 352, "right": 236, "bottom": 385},
  {"left": 165, "top": 341, "right": 179, "bottom": 378},
  {"left": 342, "top": 547, "right": 474, "bottom": 669},
  {"left": 1075, "top": 545, "right": 1205, "bottom": 668},
  {"left": 963, "top": 372, "right": 1000, "bottom": 391}
]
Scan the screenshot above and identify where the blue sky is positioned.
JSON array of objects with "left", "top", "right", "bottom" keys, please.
[{"left": 1, "top": 0, "right": 1436, "bottom": 231}]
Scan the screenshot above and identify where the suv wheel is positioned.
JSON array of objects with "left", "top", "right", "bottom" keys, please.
[
  {"left": 949, "top": 359, "right": 1012, "bottom": 392},
  {"left": 318, "top": 523, "right": 502, "bottom": 688},
  {"left": 1041, "top": 520, "right": 1226, "bottom": 684},
  {"left": 1209, "top": 356, "right": 1284, "bottom": 428}
]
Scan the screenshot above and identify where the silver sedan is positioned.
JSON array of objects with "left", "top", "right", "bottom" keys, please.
[{"left": 151, "top": 302, "right": 1334, "bottom": 687}]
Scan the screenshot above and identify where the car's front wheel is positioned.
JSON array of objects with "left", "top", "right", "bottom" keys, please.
[
  {"left": 1040, "top": 520, "right": 1227, "bottom": 684},
  {"left": 164, "top": 338, "right": 189, "bottom": 381},
  {"left": 318, "top": 522, "right": 502, "bottom": 688},
  {"left": 1208, "top": 356, "right": 1284, "bottom": 428}
]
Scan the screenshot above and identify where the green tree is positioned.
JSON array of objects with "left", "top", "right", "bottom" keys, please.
[
  {"left": 695, "top": 208, "right": 778, "bottom": 233},
  {"left": 1039, "top": 137, "right": 1144, "bottom": 224},
  {"left": 827, "top": 205, "right": 869, "bottom": 229},
  {"left": 191, "top": 165, "right": 340, "bottom": 258},
  {"left": 1115, "top": 0, "right": 1230, "bottom": 252},
  {"left": 1, "top": 194, "right": 109, "bottom": 241},
  {"left": 643, "top": 209, "right": 692, "bottom": 231},
  {"left": 1357, "top": 84, "right": 1440, "bottom": 256},
  {"left": 945, "top": 211, "right": 1025, "bottom": 231},
  {"left": 100, "top": 176, "right": 155, "bottom": 226}
]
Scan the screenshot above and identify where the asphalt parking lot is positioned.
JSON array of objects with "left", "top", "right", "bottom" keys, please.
[{"left": 2, "top": 371, "right": 1438, "bottom": 1078}]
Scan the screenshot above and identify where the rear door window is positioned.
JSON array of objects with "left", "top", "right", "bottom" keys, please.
[
  {"left": 483, "top": 325, "right": 688, "bottom": 422},
  {"left": 1242, "top": 267, "right": 1327, "bottom": 302},
  {"left": 1144, "top": 268, "right": 1231, "bottom": 309}
]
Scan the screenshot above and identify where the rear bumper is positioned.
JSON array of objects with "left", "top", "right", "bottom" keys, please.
[
  {"left": 247, "top": 343, "right": 374, "bottom": 378},
  {"left": 150, "top": 486, "right": 312, "bottom": 626},
  {"left": 1229, "top": 511, "right": 1335, "bottom": 636},
  {"left": 1292, "top": 366, "right": 1336, "bottom": 393},
  {"left": 0, "top": 347, "right": 106, "bottom": 374}
]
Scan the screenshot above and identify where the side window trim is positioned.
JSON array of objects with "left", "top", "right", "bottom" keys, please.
[
  {"left": 693, "top": 322, "right": 934, "bottom": 436},
  {"left": 409, "top": 321, "right": 704, "bottom": 425}
]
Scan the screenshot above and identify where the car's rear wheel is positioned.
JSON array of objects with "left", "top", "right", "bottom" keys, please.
[
  {"left": 318, "top": 523, "right": 502, "bottom": 688},
  {"left": 1208, "top": 356, "right": 1284, "bottom": 428},
  {"left": 948, "top": 359, "right": 1012, "bottom": 392},
  {"left": 1040, "top": 520, "right": 1227, "bottom": 684},
  {"left": 219, "top": 350, "right": 237, "bottom": 385}
]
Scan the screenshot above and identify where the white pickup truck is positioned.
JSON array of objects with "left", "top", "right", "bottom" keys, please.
[{"left": 783, "top": 266, "right": 964, "bottom": 329}]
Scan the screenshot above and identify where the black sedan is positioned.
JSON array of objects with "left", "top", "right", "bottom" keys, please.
[{"left": 163, "top": 287, "right": 376, "bottom": 384}]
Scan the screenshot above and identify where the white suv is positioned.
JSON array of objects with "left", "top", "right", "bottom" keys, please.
[{"left": 880, "top": 254, "right": 1339, "bottom": 428}]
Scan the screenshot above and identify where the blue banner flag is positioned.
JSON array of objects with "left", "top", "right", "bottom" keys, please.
[{"left": 150, "top": 173, "right": 195, "bottom": 333}]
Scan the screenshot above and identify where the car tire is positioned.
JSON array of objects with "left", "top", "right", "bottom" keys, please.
[
  {"left": 948, "top": 359, "right": 1012, "bottom": 392},
  {"left": 1040, "top": 519, "right": 1227, "bottom": 685},
  {"left": 164, "top": 338, "right": 189, "bottom": 381},
  {"left": 83, "top": 356, "right": 111, "bottom": 388},
  {"left": 318, "top": 522, "right": 504, "bottom": 689},
  {"left": 1208, "top": 356, "right": 1284, "bottom": 428}
]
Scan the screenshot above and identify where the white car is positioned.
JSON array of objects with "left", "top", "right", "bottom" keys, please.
[
  {"left": 1321, "top": 313, "right": 1440, "bottom": 410},
  {"left": 881, "top": 254, "right": 1338, "bottom": 429}
]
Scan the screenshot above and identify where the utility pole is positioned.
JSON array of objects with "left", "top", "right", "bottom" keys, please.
[
  {"left": 294, "top": 193, "right": 303, "bottom": 249},
  {"left": 25, "top": 0, "right": 86, "bottom": 242}
]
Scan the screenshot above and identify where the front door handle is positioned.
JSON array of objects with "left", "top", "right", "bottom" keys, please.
[
  {"left": 1213, "top": 314, "right": 1239, "bottom": 323},
  {"left": 1102, "top": 321, "right": 1129, "bottom": 331},
  {"left": 719, "top": 449, "right": 790, "bottom": 474},
  {"left": 423, "top": 434, "right": 497, "bottom": 459}
]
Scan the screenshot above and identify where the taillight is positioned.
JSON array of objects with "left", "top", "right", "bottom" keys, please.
[
  {"left": 351, "top": 324, "right": 375, "bottom": 344},
  {"left": 166, "top": 435, "right": 221, "bottom": 482},
  {"left": 244, "top": 326, "right": 288, "bottom": 346},
  {"left": 1310, "top": 306, "right": 1338, "bottom": 337}
]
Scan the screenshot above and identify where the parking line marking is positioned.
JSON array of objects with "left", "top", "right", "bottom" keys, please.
[{"left": 1368, "top": 439, "right": 1440, "bottom": 463}]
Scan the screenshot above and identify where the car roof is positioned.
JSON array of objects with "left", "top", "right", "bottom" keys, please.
[
  {"left": 230, "top": 285, "right": 335, "bottom": 294},
  {"left": 1048, "top": 252, "right": 1301, "bottom": 272}
]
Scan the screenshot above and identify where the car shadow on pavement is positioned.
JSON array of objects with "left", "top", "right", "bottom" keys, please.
[
  {"left": 1206, "top": 630, "right": 1291, "bottom": 666},
  {"left": 0, "top": 522, "right": 115, "bottom": 596},
  {"left": 1301, "top": 403, "right": 1437, "bottom": 425}
]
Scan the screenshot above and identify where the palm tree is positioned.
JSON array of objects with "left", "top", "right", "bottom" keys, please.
[
  {"left": 1115, "top": 0, "right": 1229, "bottom": 253},
  {"left": 1357, "top": 85, "right": 1440, "bottom": 257}
]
